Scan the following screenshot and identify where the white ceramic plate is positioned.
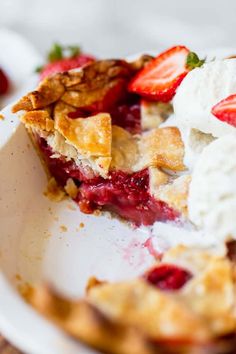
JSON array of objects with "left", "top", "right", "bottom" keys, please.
[{"left": 1, "top": 46, "right": 236, "bottom": 354}]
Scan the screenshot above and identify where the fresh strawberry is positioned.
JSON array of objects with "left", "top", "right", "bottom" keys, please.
[
  {"left": 40, "top": 54, "right": 94, "bottom": 80},
  {"left": 0, "top": 68, "right": 9, "bottom": 95},
  {"left": 211, "top": 94, "right": 236, "bottom": 127},
  {"left": 129, "top": 46, "right": 204, "bottom": 102},
  {"left": 38, "top": 43, "right": 95, "bottom": 80}
]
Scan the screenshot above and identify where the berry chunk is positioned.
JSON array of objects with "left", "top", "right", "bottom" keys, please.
[
  {"left": 212, "top": 94, "right": 236, "bottom": 127},
  {"left": 144, "top": 264, "right": 192, "bottom": 291}
]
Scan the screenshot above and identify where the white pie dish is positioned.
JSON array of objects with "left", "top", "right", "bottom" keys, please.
[{"left": 0, "top": 46, "right": 236, "bottom": 354}]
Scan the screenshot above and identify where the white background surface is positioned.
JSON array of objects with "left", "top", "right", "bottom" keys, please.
[{"left": 1, "top": 0, "right": 236, "bottom": 57}]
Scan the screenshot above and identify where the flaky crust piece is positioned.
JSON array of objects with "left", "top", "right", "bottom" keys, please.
[
  {"left": 29, "top": 246, "right": 236, "bottom": 354},
  {"left": 12, "top": 57, "right": 185, "bottom": 176}
]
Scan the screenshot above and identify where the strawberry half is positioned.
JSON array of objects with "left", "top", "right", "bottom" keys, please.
[
  {"left": 211, "top": 94, "right": 236, "bottom": 127},
  {"left": 129, "top": 46, "right": 190, "bottom": 102},
  {"left": 40, "top": 54, "right": 94, "bottom": 80}
]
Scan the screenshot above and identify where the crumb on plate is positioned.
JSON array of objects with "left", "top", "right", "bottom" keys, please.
[
  {"left": 44, "top": 177, "right": 66, "bottom": 202},
  {"left": 60, "top": 225, "right": 67, "bottom": 232}
]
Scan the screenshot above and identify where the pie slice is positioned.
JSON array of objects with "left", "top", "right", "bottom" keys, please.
[
  {"left": 13, "top": 46, "right": 236, "bottom": 354},
  {"left": 29, "top": 244, "right": 236, "bottom": 354},
  {"left": 12, "top": 57, "right": 186, "bottom": 226}
]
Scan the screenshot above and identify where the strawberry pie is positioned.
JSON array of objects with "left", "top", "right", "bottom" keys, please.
[
  {"left": 13, "top": 44, "right": 236, "bottom": 354},
  {"left": 12, "top": 46, "right": 198, "bottom": 226}
]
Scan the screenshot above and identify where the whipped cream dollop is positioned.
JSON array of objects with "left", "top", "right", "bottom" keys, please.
[
  {"left": 188, "top": 134, "right": 236, "bottom": 241},
  {"left": 152, "top": 58, "right": 236, "bottom": 249},
  {"left": 173, "top": 59, "right": 236, "bottom": 138}
]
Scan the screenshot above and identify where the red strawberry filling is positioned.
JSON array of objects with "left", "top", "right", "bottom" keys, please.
[
  {"left": 68, "top": 96, "right": 141, "bottom": 134},
  {"left": 76, "top": 170, "right": 177, "bottom": 225},
  {"left": 38, "top": 138, "right": 178, "bottom": 226},
  {"left": 108, "top": 100, "right": 141, "bottom": 134},
  {"left": 144, "top": 264, "right": 192, "bottom": 291}
]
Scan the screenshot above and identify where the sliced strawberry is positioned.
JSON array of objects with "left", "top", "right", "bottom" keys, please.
[
  {"left": 211, "top": 94, "right": 236, "bottom": 127},
  {"left": 0, "top": 68, "right": 9, "bottom": 95},
  {"left": 40, "top": 54, "right": 94, "bottom": 80},
  {"left": 129, "top": 46, "right": 190, "bottom": 102}
]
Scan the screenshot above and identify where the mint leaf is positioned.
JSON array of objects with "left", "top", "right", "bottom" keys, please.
[
  {"left": 186, "top": 52, "right": 205, "bottom": 70},
  {"left": 48, "top": 43, "right": 63, "bottom": 62}
]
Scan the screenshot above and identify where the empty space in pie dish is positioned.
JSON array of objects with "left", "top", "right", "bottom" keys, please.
[{"left": 0, "top": 104, "right": 157, "bottom": 299}]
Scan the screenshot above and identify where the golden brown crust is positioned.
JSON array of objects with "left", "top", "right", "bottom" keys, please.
[
  {"left": 12, "top": 60, "right": 133, "bottom": 114},
  {"left": 53, "top": 100, "right": 77, "bottom": 120},
  {"left": 61, "top": 79, "right": 126, "bottom": 108},
  {"left": 137, "top": 127, "right": 186, "bottom": 171},
  {"left": 30, "top": 76, "right": 65, "bottom": 109},
  {"left": 150, "top": 174, "right": 191, "bottom": 216},
  {"left": 31, "top": 284, "right": 232, "bottom": 354},
  {"left": 111, "top": 126, "right": 139, "bottom": 172},
  {"left": 28, "top": 245, "right": 236, "bottom": 354},
  {"left": 21, "top": 110, "right": 54, "bottom": 132},
  {"left": 12, "top": 75, "right": 65, "bottom": 112},
  {"left": 12, "top": 95, "right": 33, "bottom": 113},
  {"left": 87, "top": 279, "right": 210, "bottom": 341},
  {"left": 55, "top": 112, "right": 112, "bottom": 157},
  {"left": 30, "top": 285, "right": 159, "bottom": 354},
  {"left": 149, "top": 167, "right": 170, "bottom": 190}
]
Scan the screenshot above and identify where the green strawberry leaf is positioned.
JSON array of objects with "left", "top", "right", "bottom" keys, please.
[
  {"left": 67, "top": 45, "right": 81, "bottom": 57},
  {"left": 186, "top": 52, "right": 205, "bottom": 70},
  {"left": 34, "top": 65, "right": 43, "bottom": 73},
  {"left": 48, "top": 43, "right": 63, "bottom": 62}
]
